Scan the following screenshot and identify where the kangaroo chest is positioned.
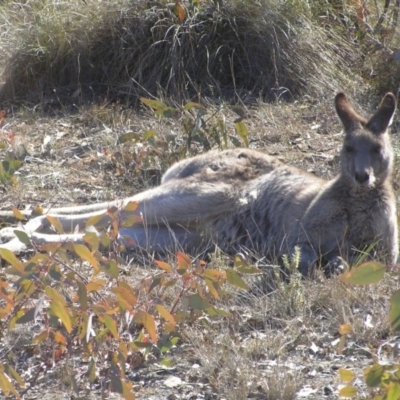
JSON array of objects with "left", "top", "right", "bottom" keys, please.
[{"left": 343, "top": 194, "right": 390, "bottom": 243}]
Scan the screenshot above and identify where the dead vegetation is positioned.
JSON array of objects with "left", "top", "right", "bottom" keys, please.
[
  {"left": 0, "top": 0, "right": 377, "bottom": 106},
  {"left": 0, "top": 0, "right": 398, "bottom": 399},
  {"left": 0, "top": 91, "right": 398, "bottom": 399}
]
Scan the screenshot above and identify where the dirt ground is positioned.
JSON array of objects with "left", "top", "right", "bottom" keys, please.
[{"left": 0, "top": 95, "right": 399, "bottom": 399}]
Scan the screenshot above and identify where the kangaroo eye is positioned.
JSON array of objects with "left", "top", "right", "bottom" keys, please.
[{"left": 345, "top": 145, "right": 354, "bottom": 153}]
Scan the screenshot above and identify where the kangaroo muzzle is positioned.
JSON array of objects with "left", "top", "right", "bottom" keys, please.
[
  {"left": 355, "top": 170, "right": 371, "bottom": 185},
  {"left": 354, "top": 169, "right": 375, "bottom": 186}
]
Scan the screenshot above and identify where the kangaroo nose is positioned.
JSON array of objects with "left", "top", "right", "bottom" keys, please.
[{"left": 355, "top": 171, "right": 370, "bottom": 184}]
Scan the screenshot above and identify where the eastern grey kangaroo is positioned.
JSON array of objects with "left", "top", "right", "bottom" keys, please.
[{"left": 0, "top": 92, "right": 397, "bottom": 276}]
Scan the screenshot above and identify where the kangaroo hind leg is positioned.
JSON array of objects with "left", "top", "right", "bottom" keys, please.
[{"left": 0, "top": 178, "right": 235, "bottom": 253}]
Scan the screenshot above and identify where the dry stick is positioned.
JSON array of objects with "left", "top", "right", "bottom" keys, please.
[
  {"left": 374, "top": 0, "right": 391, "bottom": 33},
  {"left": 169, "top": 285, "right": 192, "bottom": 316},
  {"left": 393, "top": 0, "right": 400, "bottom": 31}
]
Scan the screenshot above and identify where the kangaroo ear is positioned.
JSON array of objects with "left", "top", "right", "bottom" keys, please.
[
  {"left": 335, "top": 93, "right": 367, "bottom": 132},
  {"left": 366, "top": 93, "right": 397, "bottom": 134}
]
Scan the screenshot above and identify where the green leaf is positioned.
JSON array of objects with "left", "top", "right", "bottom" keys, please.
[
  {"left": 13, "top": 230, "right": 31, "bottom": 246},
  {"left": 77, "top": 281, "right": 88, "bottom": 311},
  {"left": 83, "top": 232, "right": 100, "bottom": 252},
  {"left": 38, "top": 242, "right": 63, "bottom": 254},
  {"left": 87, "top": 358, "right": 96, "bottom": 383},
  {"left": 27, "top": 253, "right": 49, "bottom": 265},
  {"left": 104, "top": 315, "right": 119, "bottom": 339},
  {"left": 3, "top": 158, "right": 22, "bottom": 173},
  {"left": 187, "top": 293, "right": 211, "bottom": 311},
  {"left": 4, "top": 365, "right": 24, "bottom": 388},
  {"left": 338, "top": 385, "right": 357, "bottom": 398},
  {"left": 123, "top": 201, "right": 139, "bottom": 212},
  {"left": 159, "top": 107, "right": 179, "bottom": 119},
  {"left": 183, "top": 102, "right": 204, "bottom": 111},
  {"left": 234, "top": 121, "right": 249, "bottom": 147},
  {"left": 49, "top": 265, "right": 62, "bottom": 281},
  {"left": 111, "top": 286, "right": 137, "bottom": 306},
  {"left": 338, "top": 368, "right": 355, "bottom": 383},
  {"left": 205, "top": 278, "right": 221, "bottom": 299},
  {"left": 16, "top": 308, "right": 36, "bottom": 324},
  {"left": 46, "top": 216, "right": 64, "bottom": 234},
  {"left": 118, "top": 281, "right": 138, "bottom": 301},
  {"left": 45, "top": 287, "right": 67, "bottom": 307},
  {"left": 159, "top": 358, "right": 173, "bottom": 367},
  {"left": 110, "top": 376, "right": 135, "bottom": 400},
  {"left": 364, "top": 364, "right": 384, "bottom": 387},
  {"left": 159, "top": 337, "right": 179, "bottom": 353},
  {"left": 50, "top": 301, "right": 72, "bottom": 333},
  {"left": 156, "top": 305, "right": 176, "bottom": 327},
  {"left": 147, "top": 276, "right": 162, "bottom": 293},
  {"left": 202, "top": 269, "right": 226, "bottom": 282},
  {"left": 234, "top": 255, "right": 261, "bottom": 273},
  {"left": 118, "top": 131, "right": 141, "bottom": 144},
  {"left": 0, "top": 248, "right": 24, "bottom": 274},
  {"left": 387, "top": 382, "right": 400, "bottom": 400},
  {"left": 140, "top": 98, "right": 168, "bottom": 111},
  {"left": 226, "top": 270, "right": 249, "bottom": 290},
  {"left": 14, "top": 280, "right": 36, "bottom": 302},
  {"left": 196, "top": 305, "right": 228, "bottom": 317},
  {"left": 99, "top": 231, "right": 111, "bottom": 248},
  {"left": 86, "top": 279, "right": 106, "bottom": 293},
  {"left": 140, "top": 97, "right": 179, "bottom": 118},
  {"left": 390, "top": 289, "right": 400, "bottom": 332},
  {"left": 86, "top": 213, "right": 107, "bottom": 227},
  {"left": 0, "top": 370, "right": 20, "bottom": 398},
  {"left": 209, "top": 307, "right": 229, "bottom": 317},
  {"left": 339, "top": 261, "right": 386, "bottom": 285},
  {"left": 72, "top": 244, "right": 99, "bottom": 271},
  {"left": 130, "top": 341, "right": 152, "bottom": 350},
  {"left": 33, "top": 330, "right": 49, "bottom": 344},
  {"left": 217, "top": 117, "right": 227, "bottom": 148},
  {"left": 235, "top": 265, "right": 262, "bottom": 274},
  {"left": 121, "top": 215, "right": 142, "bottom": 228},
  {"left": 100, "top": 260, "right": 119, "bottom": 279},
  {"left": 142, "top": 129, "right": 158, "bottom": 140}
]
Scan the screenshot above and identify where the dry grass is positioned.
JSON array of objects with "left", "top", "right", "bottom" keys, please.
[
  {"left": 181, "top": 266, "right": 400, "bottom": 399},
  {"left": 0, "top": 0, "right": 365, "bottom": 106},
  {"left": 0, "top": 94, "right": 398, "bottom": 398}
]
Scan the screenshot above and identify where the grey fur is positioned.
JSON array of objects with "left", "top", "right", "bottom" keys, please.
[{"left": 0, "top": 93, "right": 397, "bottom": 276}]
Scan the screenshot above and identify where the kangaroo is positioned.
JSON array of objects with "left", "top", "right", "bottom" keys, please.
[{"left": 0, "top": 92, "right": 397, "bottom": 276}]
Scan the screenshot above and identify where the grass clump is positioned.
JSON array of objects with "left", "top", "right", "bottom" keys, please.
[{"left": 0, "top": 0, "right": 360, "bottom": 106}]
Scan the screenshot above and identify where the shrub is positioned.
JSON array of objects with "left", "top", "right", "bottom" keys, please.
[
  {"left": 0, "top": 203, "right": 263, "bottom": 398},
  {"left": 0, "top": 0, "right": 360, "bottom": 105}
]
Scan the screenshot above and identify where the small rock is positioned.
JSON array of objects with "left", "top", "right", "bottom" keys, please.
[{"left": 164, "top": 376, "right": 183, "bottom": 388}]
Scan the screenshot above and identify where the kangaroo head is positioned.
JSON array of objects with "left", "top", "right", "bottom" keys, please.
[{"left": 335, "top": 92, "right": 397, "bottom": 187}]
